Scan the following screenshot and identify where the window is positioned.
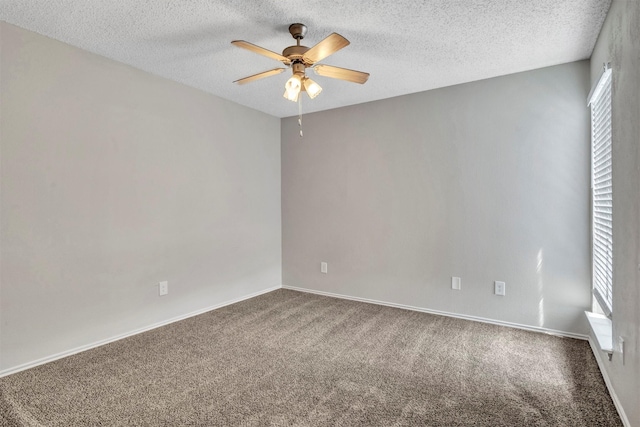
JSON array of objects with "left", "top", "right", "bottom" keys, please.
[{"left": 589, "top": 66, "right": 613, "bottom": 317}]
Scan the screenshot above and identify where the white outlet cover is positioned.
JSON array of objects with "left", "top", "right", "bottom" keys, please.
[
  {"left": 452, "top": 277, "right": 461, "bottom": 290},
  {"left": 321, "top": 262, "right": 328, "bottom": 274},
  {"left": 159, "top": 281, "right": 168, "bottom": 296},
  {"left": 494, "top": 281, "right": 506, "bottom": 296}
]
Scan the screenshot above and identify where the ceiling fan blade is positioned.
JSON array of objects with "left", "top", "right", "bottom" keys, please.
[
  {"left": 313, "top": 64, "right": 369, "bottom": 84},
  {"left": 233, "top": 68, "right": 286, "bottom": 85},
  {"left": 231, "top": 40, "right": 290, "bottom": 64},
  {"left": 302, "top": 33, "right": 350, "bottom": 64}
]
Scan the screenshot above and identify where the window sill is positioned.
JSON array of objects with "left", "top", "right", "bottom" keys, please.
[{"left": 585, "top": 311, "right": 613, "bottom": 360}]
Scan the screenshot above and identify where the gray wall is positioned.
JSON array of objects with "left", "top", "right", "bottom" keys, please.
[
  {"left": 0, "top": 22, "right": 281, "bottom": 371},
  {"left": 282, "top": 61, "right": 591, "bottom": 335},
  {"left": 589, "top": 1, "right": 640, "bottom": 424}
]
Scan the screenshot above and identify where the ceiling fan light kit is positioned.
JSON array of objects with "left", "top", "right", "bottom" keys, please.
[
  {"left": 303, "top": 78, "right": 322, "bottom": 99},
  {"left": 231, "top": 23, "right": 369, "bottom": 103},
  {"left": 284, "top": 75, "right": 302, "bottom": 102}
]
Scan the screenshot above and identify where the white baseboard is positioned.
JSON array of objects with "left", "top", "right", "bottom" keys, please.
[
  {"left": 0, "top": 285, "right": 281, "bottom": 378},
  {"left": 588, "top": 338, "right": 631, "bottom": 427},
  {"left": 282, "top": 285, "right": 589, "bottom": 341}
]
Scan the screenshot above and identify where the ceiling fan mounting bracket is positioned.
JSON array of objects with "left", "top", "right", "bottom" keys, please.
[{"left": 288, "top": 23, "right": 307, "bottom": 40}]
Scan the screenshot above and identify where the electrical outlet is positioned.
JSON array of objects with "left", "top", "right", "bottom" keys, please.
[
  {"left": 321, "top": 262, "right": 328, "bottom": 274},
  {"left": 451, "top": 277, "right": 461, "bottom": 290},
  {"left": 159, "top": 281, "right": 168, "bottom": 296},
  {"left": 494, "top": 281, "right": 505, "bottom": 296}
]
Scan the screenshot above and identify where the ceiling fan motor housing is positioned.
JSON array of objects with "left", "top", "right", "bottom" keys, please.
[{"left": 282, "top": 45, "right": 310, "bottom": 62}]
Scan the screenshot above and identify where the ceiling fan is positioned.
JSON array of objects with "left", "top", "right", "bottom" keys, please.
[{"left": 231, "top": 23, "right": 369, "bottom": 102}]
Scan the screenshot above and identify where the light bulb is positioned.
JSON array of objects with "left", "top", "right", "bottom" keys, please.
[
  {"left": 285, "top": 75, "right": 301, "bottom": 92},
  {"left": 303, "top": 78, "right": 322, "bottom": 99},
  {"left": 283, "top": 88, "right": 299, "bottom": 102},
  {"left": 283, "top": 75, "right": 302, "bottom": 102}
]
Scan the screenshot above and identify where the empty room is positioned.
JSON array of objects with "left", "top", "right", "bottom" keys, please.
[{"left": 0, "top": 0, "right": 638, "bottom": 425}]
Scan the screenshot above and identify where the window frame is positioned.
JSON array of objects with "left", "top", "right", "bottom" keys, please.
[{"left": 588, "top": 66, "right": 613, "bottom": 317}]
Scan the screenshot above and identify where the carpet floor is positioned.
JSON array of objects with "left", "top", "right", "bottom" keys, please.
[{"left": 0, "top": 289, "right": 622, "bottom": 426}]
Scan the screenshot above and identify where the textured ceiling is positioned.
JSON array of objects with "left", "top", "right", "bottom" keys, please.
[{"left": 1, "top": 0, "right": 611, "bottom": 118}]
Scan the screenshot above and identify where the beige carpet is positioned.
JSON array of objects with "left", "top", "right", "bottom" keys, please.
[{"left": 0, "top": 289, "right": 621, "bottom": 426}]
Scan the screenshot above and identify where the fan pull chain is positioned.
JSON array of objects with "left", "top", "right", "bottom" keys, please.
[{"left": 298, "top": 95, "right": 303, "bottom": 138}]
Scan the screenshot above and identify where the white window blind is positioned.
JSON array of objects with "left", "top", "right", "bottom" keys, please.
[{"left": 589, "top": 67, "right": 613, "bottom": 316}]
